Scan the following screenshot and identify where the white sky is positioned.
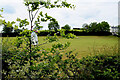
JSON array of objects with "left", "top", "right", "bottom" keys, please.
[{"left": 0, "top": 0, "right": 119, "bottom": 31}]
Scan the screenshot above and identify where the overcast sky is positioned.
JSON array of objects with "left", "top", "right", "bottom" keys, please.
[{"left": 0, "top": 0, "right": 119, "bottom": 31}]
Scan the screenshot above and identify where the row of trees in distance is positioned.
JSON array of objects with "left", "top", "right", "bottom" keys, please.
[
  {"left": 1, "top": 19, "right": 113, "bottom": 33},
  {"left": 82, "top": 21, "right": 110, "bottom": 33}
]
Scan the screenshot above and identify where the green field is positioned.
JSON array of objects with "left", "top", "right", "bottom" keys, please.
[
  {"left": 1, "top": 36, "right": 118, "bottom": 59},
  {"left": 38, "top": 36, "right": 118, "bottom": 58}
]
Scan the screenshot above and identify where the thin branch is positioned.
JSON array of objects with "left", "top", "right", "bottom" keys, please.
[
  {"left": 33, "top": 6, "right": 44, "bottom": 20},
  {"left": 31, "top": 10, "right": 34, "bottom": 21},
  {"left": 28, "top": 6, "right": 32, "bottom": 22},
  {"left": 38, "top": 41, "right": 48, "bottom": 46}
]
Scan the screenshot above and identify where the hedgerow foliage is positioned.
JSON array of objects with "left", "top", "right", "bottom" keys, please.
[{"left": 79, "top": 54, "right": 120, "bottom": 80}]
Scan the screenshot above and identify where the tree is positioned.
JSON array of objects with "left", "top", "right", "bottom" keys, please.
[
  {"left": 48, "top": 21, "right": 60, "bottom": 32},
  {"left": 62, "top": 24, "right": 71, "bottom": 31},
  {"left": 82, "top": 23, "right": 89, "bottom": 29},
  {"left": 23, "top": 0, "right": 75, "bottom": 60},
  {"left": 88, "top": 21, "right": 110, "bottom": 33},
  {"left": 82, "top": 23, "right": 89, "bottom": 32},
  {"left": 100, "top": 21, "right": 110, "bottom": 32},
  {"left": 23, "top": 0, "right": 75, "bottom": 31},
  {"left": 2, "top": 0, "right": 75, "bottom": 79},
  {"left": 96, "top": 23, "right": 101, "bottom": 32},
  {"left": 89, "top": 22, "right": 97, "bottom": 32},
  {"left": 2, "top": 0, "right": 76, "bottom": 79},
  {"left": 2, "top": 20, "right": 15, "bottom": 33}
]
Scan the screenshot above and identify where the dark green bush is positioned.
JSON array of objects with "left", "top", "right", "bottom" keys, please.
[
  {"left": 60, "top": 30, "right": 76, "bottom": 39},
  {"left": 65, "top": 33, "right": 76, "bottom": 39},
  {"left": 79, "top": 54, "right": 120, "bottom": 80}
]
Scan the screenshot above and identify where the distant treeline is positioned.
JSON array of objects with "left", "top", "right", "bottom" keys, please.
[{"left": 0, "top": 30, "right": 112, "bottom": 37}]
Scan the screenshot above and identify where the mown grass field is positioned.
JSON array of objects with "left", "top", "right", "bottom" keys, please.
[
  {"left": 1, "top": 36, "right": 118, "bottom": 59},
  {"left": 38, "top": 36, "right": 118, "bottom": 59}
]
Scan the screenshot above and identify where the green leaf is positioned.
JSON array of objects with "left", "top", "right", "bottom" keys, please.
[
  {"left": 16, "top": 18, "right": 21, "bottom": 21},
  {"left": 0, "top": 19, "right": 2, "bottom": 25},
  {"left": 41, "top": 18, "right": 47, "bottom": 22},
  {"left": 11, "top": 21, "right": 16, "bottom": 24},
  {"left": 0, "top": 8, "right": 3, "bottom": 12},
  {"left": 45, "top": 13, "right": 47, "bottom": 17},
  {"left": 39, "top": 11, "right": 43, "bottom": 17},
  {"left": 14, "top": 25, "right": 18, "bottom": 30},
  {"left": 0, "top": 15, "right": 1, "bottom": 17},
  {"left": 51, "top": 4, "right": 55, "bottom": 8}
]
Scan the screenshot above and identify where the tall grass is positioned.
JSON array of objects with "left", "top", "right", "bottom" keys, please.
[{"left": 88, "top": 44, "right": 118, "bottom": 57}]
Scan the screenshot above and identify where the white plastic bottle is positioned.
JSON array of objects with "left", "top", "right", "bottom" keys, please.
[{"left": 31, "top": 31, "right": 38, "bottom": 45}]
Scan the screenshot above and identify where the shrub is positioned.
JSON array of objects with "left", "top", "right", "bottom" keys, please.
[
  {"left": 65, "top": 33, "right": 76, "bottom": 39},
  {"left": 2, "top": 38, "right": 76, "bottom": 79},
  {"left": 79, "top": 54, "right": 120, "bottom": 80},
  {"left": 60, "top": 29, "right": 66, "bottom": 37},
  {"left": 2, "top": 37, "right": 17, "bottom": 78},
  {"left": 45, "top": 33, "right": 59, "bottom": 42},
  {"left": 60, "top": 30, "right": 76, "bottom": 39}
]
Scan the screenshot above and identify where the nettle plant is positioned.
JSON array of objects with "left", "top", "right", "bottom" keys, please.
[{"left": 2, "top": 0, "right": 81, "bottom": 79}]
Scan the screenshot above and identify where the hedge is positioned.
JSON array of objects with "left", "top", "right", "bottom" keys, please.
[
  {"left": 79, "top": 54, "right": 120, "bottom": 80},
  {"left": 0, "top": 31, "right": 112, "bottom": 37}
]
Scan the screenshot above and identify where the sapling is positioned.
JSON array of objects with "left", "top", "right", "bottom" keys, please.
[{"left": 2, "top": 0, "right": 76, "bottom": 79}]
